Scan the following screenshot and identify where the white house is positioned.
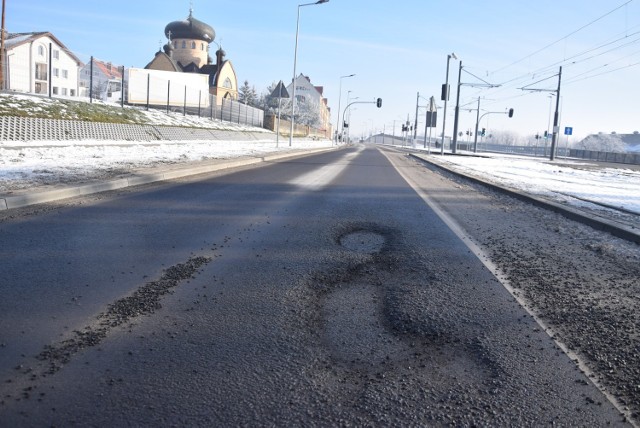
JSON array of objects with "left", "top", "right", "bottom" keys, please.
[
  {"left": 286, "top": 74, "right": 331, "bottom": 133},
  {"left": 4, "top": 32, "right": 82, "bottom": 97},
  {"left": 79, "top": 59, "right": 124, "bottom": 103}
]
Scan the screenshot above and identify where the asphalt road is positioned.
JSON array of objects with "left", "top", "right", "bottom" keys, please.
[{"left": 0, "top": 144, "right": 629, "bottom": 426}]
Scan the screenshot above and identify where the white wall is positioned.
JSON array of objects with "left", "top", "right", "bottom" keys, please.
[
  {"left": 7, "top": 43, "right": 31, "bottom": 92},
  {"left": 6, "top": 34, "right": 80, "bottom": 96},
  {"left": 287, "top": 75, "right": 322, "bottom": 105},
  {"left": 127, "top": 68, "right": 210, "bottom": 107}
]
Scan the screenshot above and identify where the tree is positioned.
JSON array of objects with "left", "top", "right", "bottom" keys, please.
[
  {"left": 489, "top": 130, "right": 522, "bottom": 146},
  {"left": 293, "top": 98, "right": 321, "bottom": 128},
  {"left": 259, "top": 81, "right": 280, "bottom": 113},
  {"left": 238, "top": 80, "right": 258, "bottom": 106}
]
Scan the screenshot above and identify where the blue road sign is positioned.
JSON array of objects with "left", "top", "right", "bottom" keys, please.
[{"left": 564, "top": 127, "right": 573, "bottom": 136}]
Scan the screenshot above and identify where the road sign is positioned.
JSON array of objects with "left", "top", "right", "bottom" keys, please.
[{"left": 564, "top": 127, "right": 573, "bottom": 136}]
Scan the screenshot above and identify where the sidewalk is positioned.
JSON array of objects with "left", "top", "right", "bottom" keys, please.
[{"left": 0, "top": 146, "right": 339, "bottom": 211}]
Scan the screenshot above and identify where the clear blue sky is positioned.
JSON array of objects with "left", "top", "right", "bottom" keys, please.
[{"left": 6, "top": 0, "right": 640, "bottom": 140}]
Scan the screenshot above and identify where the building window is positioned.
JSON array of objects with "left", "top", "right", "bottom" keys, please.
[
  {"left": 191, "top": 41, "right": 196, "bottom": 49},
  {"left": 53, "top": 68, "right": 59, "bottom": 77},
  {"left": 53, "top": 50, "right": 60, "bottom": 59},
  {"left": 61, "top": 88, "right": 68, "bottom": 96},
  {"left": 182, "top": 41, "right": 186, "bottom": 49},
  {"left": 201, "top": 43, "right": 204, "bottom": 51},
  {"left": 70, "top": 89, "right": 76, "bottom": 97},
  {"left": 38, "top": 45, "right": 45, "bottom": 56},
  {"left": 62, "top": 70, "right": 69, "bottom": 79},
  {"left": 223, "top": 77, "right": 233, "bottom": 89},
  {"left": 35, "top": 63, "right": 48, "bottom": 80},
  {"left": 53, "top": 87, "right": 59, "bottom": 95}
]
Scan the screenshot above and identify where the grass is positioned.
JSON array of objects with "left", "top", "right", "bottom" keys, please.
[{"left": 0, "top": 94, "right": 150, "bottom": 124}]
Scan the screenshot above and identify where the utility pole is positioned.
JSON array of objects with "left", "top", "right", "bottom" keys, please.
[
  {"left": 451, "top": 61, "right": 463, "bottom": 154},
  {"left": 518, "top": 66, "right": 563, "bottom": 161},
  {"left": 473, "top": 97, "right": 480, "bottom": 153},
  {"left": 413, "top": 91, "right": 419, "bottom": 144},
  {"left": 549, "top": 66, "right": 563, "bottom": 161}
]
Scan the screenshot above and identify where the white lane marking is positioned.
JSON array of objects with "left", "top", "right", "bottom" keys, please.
[{"left": 288, "top": 146, "right": 364, "bottom": 190}]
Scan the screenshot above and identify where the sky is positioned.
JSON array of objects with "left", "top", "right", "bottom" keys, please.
[{"left": 5, "top": 0, "right": 640, "bottom": 141}]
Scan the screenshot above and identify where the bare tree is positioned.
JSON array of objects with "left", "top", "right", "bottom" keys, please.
[
  {"left": 575, "top": 134, "right": 626, "bottom": 153},
  {"left": 490, "top": 130, "right": 522, "bottom": 146}
]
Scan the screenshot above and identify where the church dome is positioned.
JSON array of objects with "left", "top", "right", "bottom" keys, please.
[{"left": 165, "top": 10, "right": 215, "bottom": 42}]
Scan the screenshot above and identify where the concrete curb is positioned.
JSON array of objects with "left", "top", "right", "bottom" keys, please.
[
  {"left": 0, "top": 146, "right": 340, "bottom": 211},
  {"left": 409, "top": 153, "right": 640, "bottom": 245}
]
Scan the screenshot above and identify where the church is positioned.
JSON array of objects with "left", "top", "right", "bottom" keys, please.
[{"left": 145, "top": 8, "right": 238, "bottom": 102}]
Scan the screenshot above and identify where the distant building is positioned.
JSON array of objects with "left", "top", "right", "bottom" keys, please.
[
  {"left": 286, "top": 74, "right": 331, "bottom": 133},
  {"left": 578, "top": 132, "right": 640, "bottom": 153},
  {"left": 144, "top": 9, "right": 238, "bottom": 102},
  {"left": 3, "top": 32, "right": 82, "bottom": 96},
  {"left": 79, "top": 59, "right": 124, "bottom": 103}
]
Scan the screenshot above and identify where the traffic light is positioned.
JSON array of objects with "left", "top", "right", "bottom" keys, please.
[
  {"left": 508, "top": 108, "right": 514, "bottom": 118},
  {"left": 376, "top": 98, "right": 382, "bottom": 108},
  {"left": 441, "top": 84, "right": 449, "bottom": 101},
  {"left": 544, "top": 130, "right": 548, "bottom": 138},
  {"left": 481, "top": 128, "right": 486, "bottom": 136}
]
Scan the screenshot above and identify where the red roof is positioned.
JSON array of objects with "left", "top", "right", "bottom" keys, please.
[{"left": 93, "top": 60, "right": 122, "bottom": 79}]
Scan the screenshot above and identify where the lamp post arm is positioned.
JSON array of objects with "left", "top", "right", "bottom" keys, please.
[
  {"left": 473, "top": 110, "right": 510, "bottom": 153},
  {"left": 342, "top": 100, "right": 377, "bottom": 143}
]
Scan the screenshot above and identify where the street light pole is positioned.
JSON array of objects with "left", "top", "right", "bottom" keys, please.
[
  {"left": 440, "top": 53, "right": 457, "bottom": 155},
  {"left": 0, "top": 0, "right": 6, "bottom": 90},
  {"left": 336, "top": 73, "right": 355, "bottom": 144},
  {"left": 289, "top": 0, "right": 329, "bottom": 147}
]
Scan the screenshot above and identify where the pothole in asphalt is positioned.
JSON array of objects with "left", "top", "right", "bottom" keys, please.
[
  {"left": 322, "top": 282, "right": 413, "bottom": 369},
  {"left": 339, "top": 231, "right": 386, "bottom": 254}
]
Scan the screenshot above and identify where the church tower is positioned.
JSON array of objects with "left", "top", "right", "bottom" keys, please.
[{"left": 164, "top": 8, "right": 215, "bottom": 68}]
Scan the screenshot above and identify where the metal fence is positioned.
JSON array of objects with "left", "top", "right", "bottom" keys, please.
[
  {"left": 478, "top": 143, "right": 569, "bottom": 158},
  {"left": 371, "top": 134, "right": 640, "bottom": 166},
  {"left": 3, "top": 54, "right": 264, "bottom": 128},
  {"left": 569, "top": 149, "right": 640, "bottom": 165},
  {"left": 471, "top": 143, "right": 640, "bottom": 165}
]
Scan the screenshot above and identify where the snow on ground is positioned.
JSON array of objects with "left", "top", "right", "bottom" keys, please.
[
  {"left": 0, "top": 138, "right": 333, "bottom": 192},
  {"left": 2, "top": 129, "right": 639, "bottom": 230},
  {"left": 424, "top": 151, "right": 640, "bottom": 217}
]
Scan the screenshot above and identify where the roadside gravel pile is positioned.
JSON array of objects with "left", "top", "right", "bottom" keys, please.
[{"left": 37, "top": 256, "right": 211, "bottom": 375}]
